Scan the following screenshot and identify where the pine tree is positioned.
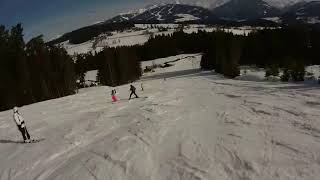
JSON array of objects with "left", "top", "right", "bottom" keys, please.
[
  {"left": 281, "top": 68, "right": 290, "bottom": 82},
  {"left": 290, "top": 61, "right": 305, "bottom": 82},
  {"left": 265, "top": 64, "right": 279, "bottom": 77},
  {"left": 200, "top": 51, "right": 215, "bottom": 70},
  {"left": 97, "top": 48, "right": 118, "bottom": 86},
  {"left": 225, "top": 37, "right": 241, "bottom": 78},
  {"left": 200, "top": 37, "right": 216, "bottom": 70}
]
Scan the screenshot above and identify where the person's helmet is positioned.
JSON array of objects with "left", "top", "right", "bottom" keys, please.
[{"left": 13, "top": 106, "right": 18, "bottom": 113}]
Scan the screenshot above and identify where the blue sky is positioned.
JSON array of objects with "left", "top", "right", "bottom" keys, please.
[{"left": 0, "top": 0, "right": 148, "bottom": 41}]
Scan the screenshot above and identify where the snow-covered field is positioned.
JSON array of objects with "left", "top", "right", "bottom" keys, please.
[
  {"left": 297, "top": 16, "right": 320, "bottom": 24},
  {"left": 175, "top": 14, "right": 201, "bottom": 22},
  {"left": 84, "top": 70, "right": 98, "bottom": 82},
  {"left": 61, "top": 24, "right": 255, "bottom": 55},
  {"left": 83, "top": 70, "right": 98, "bottom": 86},
  {"left": 237, "top": 65, "right": 320, "bottom": 84},
  {"left": 61, "top": 27, "right": 172, "bottom": 55},
  {"left": 1, "top": 55, "right": 320, "bottom": 180},
  {"left": 142, "top": 53, "right": 201, "bottom": 73}
]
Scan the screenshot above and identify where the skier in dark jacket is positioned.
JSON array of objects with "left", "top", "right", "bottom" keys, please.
[
  {"left": 129, "top": 85, "right": 139, "bottom": 100},
  {"left": 13, "top": 107, "right": 31, "bottom": 143}
]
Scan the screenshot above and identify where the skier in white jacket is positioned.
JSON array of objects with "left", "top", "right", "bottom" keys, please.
[{"left": 13, "top": 107, "right": 31, "bottom": 143}]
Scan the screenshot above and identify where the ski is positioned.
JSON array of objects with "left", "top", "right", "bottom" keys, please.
[{"left": 23, "top": 138, "right": 45, "bottom": 144}]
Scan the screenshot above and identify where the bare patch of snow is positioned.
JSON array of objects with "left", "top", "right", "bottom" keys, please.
[
  {"left": 85, "top": 70, "right": 98, "bottom": 82},
  {"left": 263, "top": 17, "right": 282, "bottom": 23},
  {"left": 307, "top": 17, "right": 320, "bottom": 24},
  {"left": 297, "top": 16, "right": 320, "bottom": 24},
  {"left": 175, "top": 14, "right": 200, "bottom": 22}
]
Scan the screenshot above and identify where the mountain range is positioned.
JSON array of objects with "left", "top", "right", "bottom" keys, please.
[
  {"left": 108, "top": 0, "right": 320, "bottom": 24},
  {"left": 106, "top": 4, "right": 216, "bottom": 24},
  {"left": 282, "top": 1, "right": 320, "bottom": 24},
  {"left": 49, "top": 0, "right": 320, "bottom": 44}
]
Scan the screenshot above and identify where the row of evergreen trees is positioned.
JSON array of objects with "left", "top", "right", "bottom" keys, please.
[
  {"left": 76, "top": 25, "right": 320, "bottom": 82},
  {"left": 96, "top": 47, "right": 142, "bottom": 86},
  {"left": 0, "top": 23, "right": 143, "bottom": 110},
  {"left": 137, "top": 26, "right": 319, "bottom": 79},
  {"left": 200, "top": 32, "right": 242, "bottom": 78},
  {"left": 200, "top": 26, "right": 320, "bottom": 80},
  {"left": 74, "top": 47, "right": 142, "bottom": 87},
  {"left": 0, "top": 24, "right": 76, "bottom": 111},
  {"left": 48, "top": 22, "right": 134, "bottom": 45}
]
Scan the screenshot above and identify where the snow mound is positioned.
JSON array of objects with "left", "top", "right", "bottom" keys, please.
[{"left": 236, "top": 67, "right": 266, "bottom": 82}]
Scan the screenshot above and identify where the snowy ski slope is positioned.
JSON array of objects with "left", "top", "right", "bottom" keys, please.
[{"left": 0, "top": 54, "right": 320, "bottom": 180}]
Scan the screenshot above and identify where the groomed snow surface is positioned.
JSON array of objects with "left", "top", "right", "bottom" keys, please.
[{"left": 1, "top": 54, "right": 320, "bottom": 180}]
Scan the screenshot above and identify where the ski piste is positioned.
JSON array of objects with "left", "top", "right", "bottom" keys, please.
[{"left": 1, "top": 54, "right": 319, "bottom": 179}]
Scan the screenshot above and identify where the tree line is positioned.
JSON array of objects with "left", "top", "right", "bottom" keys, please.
[
  {"left": 200, "top": 26, "right": 320, "bottom": 79},
  {"left": 48, "top": 22, "right": 135, "bottom": 45},
  {"left": 77, "top": 25, "right": 320, "bottom": 81},
  {"left": 96, "top": 47, "right": 142, "bottom": 86},
  {"left": 3, "top": 23, "right": 317, "bottom": 110},
  {"left": 0, "top": 23, "right": 143, "bottom": 111},
  {"left": 0, "top": 24, "right": 76, "bottom": 111}
]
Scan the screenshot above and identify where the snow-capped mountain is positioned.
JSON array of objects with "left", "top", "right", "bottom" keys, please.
[
  {"left": 107, "top": 0, "right": 320, "bottom": 24},
  {"left": 107, "top": 3, "right": 216, "bottom": 23},
  {"left": 145, "top": 0, "right": 309, "bottom": 9},
  {"left": 107, "top": 0, "right": 286, "bottom": 24},
  {"left": 48, "top": 0, "right": 320, "bottom": 45},
  {"left": 267, "top": 0, "right": 305, "bottom": 8},
  {"left": 212, "top": 0, "right": 281, "bottom": 21},
  {"left": 282, "top": 1, "right": 320, "bottom": 24},
  {"left": 108, "top": 4, "right": 163, "bottom": 23}
]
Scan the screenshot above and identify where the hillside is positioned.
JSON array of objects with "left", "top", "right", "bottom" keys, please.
[
  {"left": 0, "top": 54, "right": 320, "bottom": 180},
  {"left": 282, "top": 1, "right": 320, "bottom": 24},
  {"left": 47, "top": 1, "right": 320, "bottom": 46},
  {"left": 212, "top": 0, "right": 281, "bottom": 20},
  {"left": 108, "top": 4, "right": 216, "bottom": 24}
]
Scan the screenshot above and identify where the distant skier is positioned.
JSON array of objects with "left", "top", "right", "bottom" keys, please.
[
  {"left": 13, "top": 107, "right": 31, "bottom": 143},
  {"left": 129, "top": 85, "right": 139, "bottom": 100},
  {"left": 111, "top": 89, "right": 118, "bottom": 102},
  {"left": 141, "top": 83, "right": 144, "bottom": 91}
]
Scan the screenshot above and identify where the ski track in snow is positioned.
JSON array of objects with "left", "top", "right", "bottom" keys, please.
[
  {"left": 168, "top": 4, "right": 175, "bottom": 15},
  {"left": 0, "top": 54, "right": 320, "bottom": 180}
]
